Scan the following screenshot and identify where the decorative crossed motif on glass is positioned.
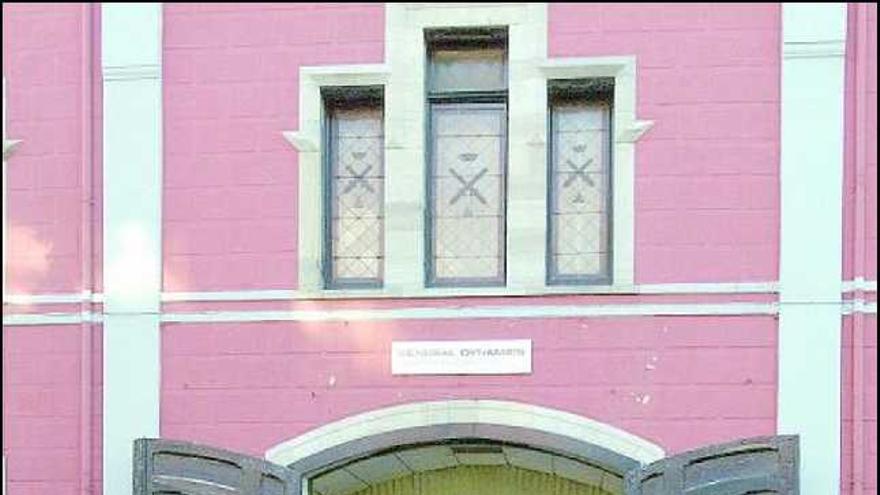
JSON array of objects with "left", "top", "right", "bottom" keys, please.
[
  {"left": 342, "top": 162, "right": 375, "bottom": 195},
  {"left": 430, "top": 104, "right": 505, "bottom": 284},
  {"left": 564, "top": 158, "right": 596, "bottom": 190},
  {"left": 327, "top": 105, "right": 384, "bottom": 287},
  {"left": 449, "top": 166, "right": 488, "bottom": 206},
  {"left": 548, "top": 100, "right": 611, "bottom": 283}
]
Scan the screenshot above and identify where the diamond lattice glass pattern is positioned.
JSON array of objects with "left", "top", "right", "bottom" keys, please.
[
  {"left": 549, "top": 101, "right": 611, "bottom": 283},
  {"left": 430, "top": 104, "right": 506, "bottom": 284},
  {"left": 328, "top": 106, "right": 384, "bottom": 286}
]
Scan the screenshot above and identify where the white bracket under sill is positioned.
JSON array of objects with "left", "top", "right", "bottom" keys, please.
[
  {"left": 282, "top": 131, "right": 318, "bottom": 153},
  {"left": 3, "top": 139, "right": 21, "bottom": 160},
  {"left": 282, "top": 64, "right": 390, "bottom": 155},
  {"left": 539, "top": 56, "right": 654, "bottom": 144},
  {"left": 616, "top": 120, "right": 655, "bottom": 143}
]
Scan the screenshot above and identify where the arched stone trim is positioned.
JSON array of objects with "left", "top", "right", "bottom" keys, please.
[{"left": 265, "top": 400, "right": 665, "bottom": 483}]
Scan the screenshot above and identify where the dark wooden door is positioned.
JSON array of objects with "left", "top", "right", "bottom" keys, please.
[
  {"left": 624, "top": 435, "right": 799, "bottom": 494},
  {"left": 133, "top": 438, "right": 298, "bottom": 495}
]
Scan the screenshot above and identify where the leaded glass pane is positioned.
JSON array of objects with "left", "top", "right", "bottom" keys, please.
[
  {"left": 327, "top": 104, "right": 384, "bottom": 287},
  {"left": 429, "top": 48, "right": 507, "bottom": 93},
  {"left": 548, "top": 100, "right": 612, "bottom": 284},
  {"left": 429, "top": 103, "right": 506, "bottom": 285}
]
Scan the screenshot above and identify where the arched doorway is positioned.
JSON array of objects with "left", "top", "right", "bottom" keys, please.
[
  {"left": 133, "top": 400, "right": 798, "bottom": 494},
  {"left": 267, "top": 400, "right": 663, "bottom": 469},
  {"left": 264, "top": 400, "right": 665, "bottom": 495},
  {"left": 338, "top": 464, "right": 613, "bottom": 495},
  {"left": 308, "top": 440, "right": 624, "bottom": 495}
]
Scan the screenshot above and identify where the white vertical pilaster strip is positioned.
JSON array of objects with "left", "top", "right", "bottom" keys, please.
[
  {"left": 778, "top": 4, "right": 847, "bottom": 495},
  {"left": 101, "top": 4, "right": 163, "bottom": 495},
  {"left": 506, "top": 5, "right": 549, "bottom": 290},
  {"left": 383, "top": 4, "right": 426, "bottom": 293}
]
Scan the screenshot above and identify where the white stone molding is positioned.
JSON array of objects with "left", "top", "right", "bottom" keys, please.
[
  {"left": 3, "top": 290, "right": 104, "bottom": 305},
  {"left": 101, "top": 64, "right": 162, "bottom": 82},
  {"left": 284, "top": 3, "right": 653, "bottom": 299},
  {"left": 161, "top": 302, "right": 777, "bottom": 324},
  {"left": 842, "top": 278, "right": 877, "bottom": 293},
  {"left": 9, "top": 298, "right": 876, "bottom": 328},
  {"left": 282, "top": 64, "right": 390, "bottom": 294},
  {"left": 540, "top": 56, "right": 653, "bottom": 290},
  {"left": 777, "top": 4, "right": 848, "bottom": 495},
  {"left": 6, "top": 277, "right": 875, "bottom": 326},
  {"left": 265, "top": 400, "right": 665, "bottom": 468},
  {"left": 158, "top": 281, "right": 778, "bottom": 301},
  {"left": 0, "top": 281, "right": 783, "bottom": 305},
  {"left": 101, "top": 4, "right": 163, "bottom": 495}
]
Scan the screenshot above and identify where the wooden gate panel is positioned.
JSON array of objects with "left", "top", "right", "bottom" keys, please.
[
  {"left": 133, "top": 438, "right": 297, "bottom": 495},
  {"left": 624, "top": 436, "right": 799, "bottom": 494}
]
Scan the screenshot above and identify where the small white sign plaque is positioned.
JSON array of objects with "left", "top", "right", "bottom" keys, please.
[{"left": 391, "top": 340, "right": 533, "bottom": 376}]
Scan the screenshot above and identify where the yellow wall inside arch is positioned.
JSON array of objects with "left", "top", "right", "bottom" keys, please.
[{"left": 345, "top": 465, "right": 615, "bottom": 495}]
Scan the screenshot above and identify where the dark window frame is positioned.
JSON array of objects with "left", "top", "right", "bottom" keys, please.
[
  {"left": 424, "top": 27, "right": 510, "bottom": 288},
  {"left": 546, "top": 79, "right": 615, "bottom": 286},
  {"left": 321, "top": 85, "right": 385, "bottom": 290}
]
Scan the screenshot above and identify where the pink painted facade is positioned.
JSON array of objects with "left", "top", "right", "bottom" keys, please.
[
  {"left": 2, "top": 3, "right": 876, "bottom": 495},
  {"left": 841, "top": 4, "right": 878, "bottom": 495}
]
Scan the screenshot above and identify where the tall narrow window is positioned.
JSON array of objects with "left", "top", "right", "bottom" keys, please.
[
  {"left": 426, "top": 28, "right": 508, "bottom": 287},
  {"left": 323, "top": 87, "right": 384, "bottom": 289},
  {"left": 547, "top": 79, "right": 614, "bottom": 285}
]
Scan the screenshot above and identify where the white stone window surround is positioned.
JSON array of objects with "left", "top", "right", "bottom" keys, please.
[{"left": 284, "top": 3, "right": 653, "bottom": 299}]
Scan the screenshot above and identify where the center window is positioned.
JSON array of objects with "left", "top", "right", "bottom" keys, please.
[{"left": 425, "top": 28, "right": 509, "bottom": 287}]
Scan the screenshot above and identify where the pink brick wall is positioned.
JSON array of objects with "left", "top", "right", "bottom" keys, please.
[
  {"left": 2, "top": 3, "right": 102, "bottom": 294},
  {"left": 549, "top": 3, "right": 781, "bottom": 283},
  {"left": 2, "top": 4, "right": 103, "bottom": 494},
  {"left": 841, "top": 5, "right": 877, "bottom": 495},
  {"left": 161, "top": 317, "right": 777, "bottom": 457},
  {"left": 843, "top": 2, "right": 878, "bottom": 282},
  {"left": 2, "top": 325, "right": 102, "bottom": 495},
  {"left": 842, "top": 316, "right": 878, "bottom": 495},
  {"left": 162, "top": 3, "right": 384, "bottom": 292},
  {"left": 156, "top": 1, "right": 785, "bottom": 483},
  {"left": 7, "top": 2, "right": 875, "bottom": 494},
  {"left": 162, "top": 3, "right": 782, "bottom": 292}
]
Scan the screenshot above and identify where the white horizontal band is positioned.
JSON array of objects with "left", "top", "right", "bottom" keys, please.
[
  {"left": 841, "top": 278, "right": 878, "bottom": 293},
  {"left": 101, "top": 64, "right": 162, "bottom": 81},
  {"left": 842, "top": 301, "right": 878, "bottom": 315},
  {"left": 2, "top": 291, "right": 103, "bottom": 305},
  {"left": 4, "top": 281, "right": 874, "bottom": 307},
  {"left": 159, "top": 303, "right": 779, "bottom": 324},
  {"left": 160, "top": 282, "right": 780, "bottom": 302},
  {"left": 783, "top": 40, "right": 847, "bottom": 59},
  {"left": 6, "top": 299, "right": 876, "bottom": 327},
  {"left": 2, "top": 312, "right": 103, "bottom": 326}
]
